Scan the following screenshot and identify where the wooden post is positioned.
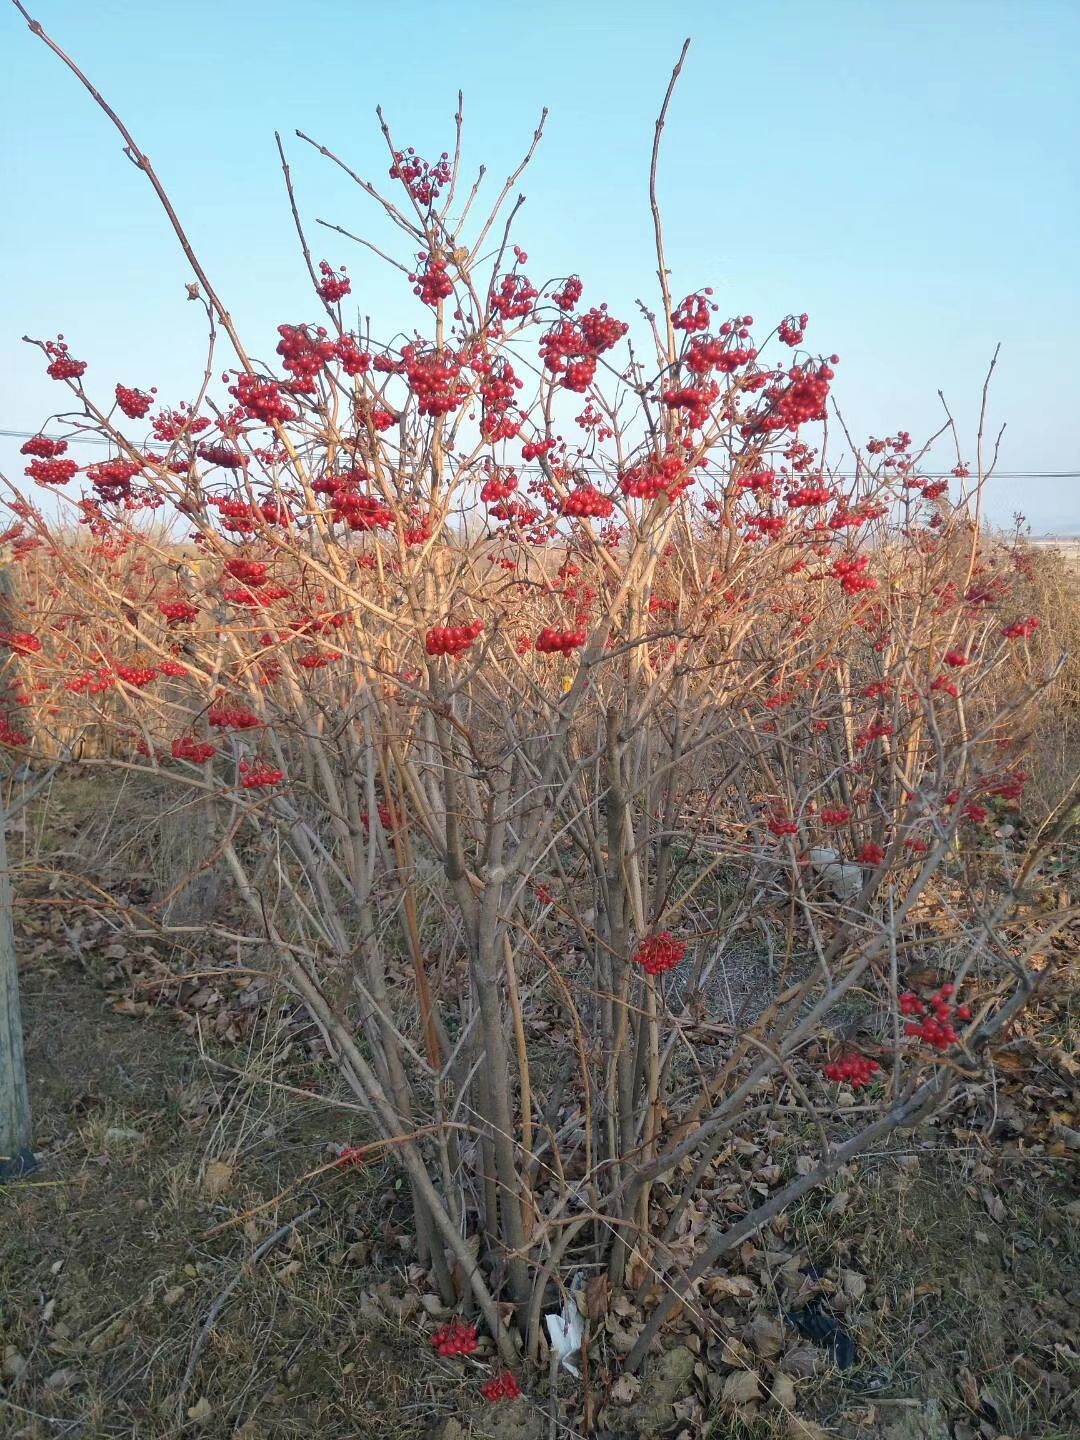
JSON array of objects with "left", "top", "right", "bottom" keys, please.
[
  {"left": 0, "top": 805, "right": 34, "bottom": 1179},
  {"left": 0, "top": 557, "right": 34, "bottom": 1180}
]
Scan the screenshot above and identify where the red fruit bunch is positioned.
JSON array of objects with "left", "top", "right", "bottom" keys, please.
[
  {"left": 426, "top": 621, "right": 483, "bottom": 658},
  {"left": 823, "top": 1053, "right": 880, "bottom": 1088},
  {"left": 900, "top": 983, "right": 970, "bottom": 1051},
  {"left": 535, "top": 626, "right": 586, "bottom": 654},
  {"left": 820, "top": 806, "right": 851, "bottom": 826},
  {"left": 491, "top": 270, "right": 538, "bottom": 321},
  {"left": 114, "top": 664, "right": 157, "bottom": 688},
  {"left": 239, "top": 760, "right": 284, "bottom": 790},
  {"left": 44, "top": 336, "right": 87, "bottom": 381},
  {"left": 767, "top": 815, "right": 799, "bottom": 837},
  {"left": 316, "top": 259, "right": 351, "bottom": 304},
  {"left": 480, "top": 1372, "right": 522, "bottom": 1403},
  {"left": 633, "top": 932, "right": 686, "bottom": 976},
  {"left": 551, "top": 276, "right": 583, "bottom": 311},
  {"left": 778, "top": 312, "right": 809, "bottom": 346},
  {"left": 0, "top": 717, "right": 30, "bottom": 748},
  {"left": 430, "top": 1321, "right": 478, "bottom": 1359},
  {"left": 560, "top": 485, "right": 614, "bottom": 519},
  {"left": 412, "top": 253, "right": 455, "bottom": 306},
  {"left": 25, "top": 456, "right": 79, "bottom": 485},
  {"left": 480, "top": 472, "right": 519, "bottom": 504},
  {"left": 334, "top": 1145, "right": 370, "bottom": 1169},
  {"left": 389, "top": 147, "right": 451, "bottom": 206},
  {"left": 115, "top": 383, "right": 155, "bottom": 420},
  {"left": 1001, "top": 617, "right": 1038, "bottom": 640},
  {"left": 207, "top": 706, "right": 262, "bottom": 730},
  {"left": 829, "top": 554, "right": 878, "bottom": 596},
  {"left": 0, "top": 632, "right": 41, "bottom": 655},
  {"left": 171, "top": 737, "right": 216, "bottom": 764},
  {"left": 275, "top": 323, "right": 336, "bottom": 389},
  {"left": 620, "top": 452, "right": 692, "bottom": 503},
  {"left": 158, "top": 600, "right": 199, "bottom": 625},
  {"left": 229, "top": 372, "right": 297, "bottom": 425},
  {"left": 672, "top": 289, "right": 715, "bottom": 333},
  {"left": 20, "top": 434, "right": 67, "bottom": 458}
]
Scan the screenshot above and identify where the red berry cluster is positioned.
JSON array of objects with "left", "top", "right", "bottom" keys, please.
[
  {"left": 672, "top": 290, "right": 715, "bottom": 333},
  {"left": 539, "top": 306, "right": 627, "bottom": 392},
  {"left": 820, "top": 806, "right": 851, "bottom": 826},
  {"left": 65, "top": 667, "right": 115, "bottom": 695},
  {"left": 942, "top": 649, "right": 969, "bottom": 668},
  {"left": 426, "top": 621, "right": 483, "bottom": 657},
  {"left": 334, "top": 333, "right": 372, "bottom": 376},
  {"left": 474, "top": 354, "right": 523, "bottom": 441},
  {"left": 316, "top": 259, "right": 351, "bottom": 304},
  {"left": 208, "top": 706, "right": 262, "bottom": 730},
  {"left": 480, "top": 472, "right": 518, "bottom": 504},
  {"left": 86, "top": 458, "right": 142, "bottom": 503},
  {"left": 856, "top": 842, "right": 885, "bottom": 865},
  {"left": 778, "top": 312, "right": 809, "bottom": 346},
  {"left": 389, "top": 148, "right": 451, "bottom": 205},
  {"left": 900, "top": 984, "right": 970, "bottom": 1050},
  {"left": 855, "top": 720, "right": 893, "bottom": 748},
  {"left": 685, "top": 333, "right": 756, "bottom": 377},
  {"left": 755, "top": 359, "right": 836, "bottom": 433},
  {"left": 158, "top": 600, "right": 199, "bottom": 625},
  {"left": 0, "top": 632, "right": 40, "bottom": 655},
  {"left": 151, "top": 404, "right": 210, "bottom": 441},
  {"left": 171, "top": 736, "right": 216, "bottom": 764},
  {"left": 551, "top": 276, "right": 583, "bottom": 310},
  {"left": 275, "top": 324, "right": 336, "bottom": 389},
  {"left": 239, "top": 760, "right": 283, "bottom": 789},
  {"left": 491, "top": 271, "right": 538, "bottom": 321},
  {"left": 412, "top": 254, "right": 455, "bottom": 306},
  {"left": 114, "top": 664, "right": 157, "bottom": 687},
  {"left": 768, "top": 815, "right": 799, "bottom": 837},
  {"left": 662, "top": 381, "right": 720, "bottom": 429},
  {"left": 115, "top": 383, "right": 155, "bottom": 419},
  {"left": 535, "top": 626, "right": 586, "bottom": 654},
  {"left": 430, "top": 1321, "right": 478, "bottom": 1359},
  {"left": 229, "top": 372, "right": 297, "bottom": 425},
  {"left": 224, "top": 557, "right": 269, "bottom": 585},
  {"left": 0, "top": 717, "right": 30, "bottom": 748},
  {"left": 20, "top": 434, "right": 67, "bottom": 458},
  {"left": 25, "top": 456, "right": 78, "bottom": 486},
  {"left": 787, "top": 483, "right": 832, "bottom": 508},
  {"left": 829, "top": 554, "right": 878, "bottom": 596},
  {"left": 327, "top": 487, "right": 395, "bottom": 532},
  {"left": 620, "top": 453, "right": 691, "bottom": 502},
  {"left": 561, "top": 485, "right": 614, "bottom": 519},
  {"left": 44, "top": 337, "right": 86, "bottom": 381},
  {"left": 480, "top": 1372, "right": 522, "bottom": 1403},
  {"left": 1001, "top": 617, "right": 1038, "bottom": 640},
  {"left": 633, "top": 932, "right": 687, "bottom": 976},
  {"left": 402, "top": 344, "right": 468, "bottom": 416},
  {"left": 823, "top": 1054, "right": 880, "bottom": 1088},
  {"left": 360, "top": 803, "right": 393, "bottom": 832}
]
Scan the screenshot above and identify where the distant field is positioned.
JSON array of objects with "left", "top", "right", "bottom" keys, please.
[{"left": 1029, "top": 537, "right": 1080, "bottom": 566}]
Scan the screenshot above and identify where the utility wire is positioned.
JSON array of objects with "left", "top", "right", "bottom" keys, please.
[{"left": 1, "top": 426, "right": 1078, "bottom": 482}]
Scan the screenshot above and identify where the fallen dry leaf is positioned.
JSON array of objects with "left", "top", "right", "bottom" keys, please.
[
  {"left": 722, "top": 1370, "right": 762, "bottom": 1405},
  {"left": 202, "top": 1159, "right": 234, "bottom": 1197}
]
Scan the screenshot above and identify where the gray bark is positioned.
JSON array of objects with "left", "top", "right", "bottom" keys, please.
[{"left": 0, "top": 810, "right": 33, "bottom": 1178}]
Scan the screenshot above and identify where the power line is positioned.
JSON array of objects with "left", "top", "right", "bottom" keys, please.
[{"left": 1, "top": 427, "right": 1078, "bottom": 481}]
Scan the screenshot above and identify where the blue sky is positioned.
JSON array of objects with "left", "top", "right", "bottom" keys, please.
[{"left": 1, "top": 0, "right": 1078, "bottom": 531}]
